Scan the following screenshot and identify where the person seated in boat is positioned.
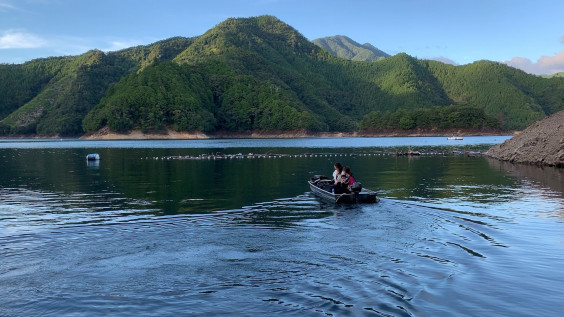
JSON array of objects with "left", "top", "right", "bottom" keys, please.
[
  {"left": 344, "top": 167, "right": 356, "bottom": 189},
  {"left": 329, "top": 162, "right": 344, "bottom": 192},
  {"left": 335, "top": 166, "right": 356, "bottom": 194},
  {"left": 332, "top": 162, "right": 344, "bottom": 184}
]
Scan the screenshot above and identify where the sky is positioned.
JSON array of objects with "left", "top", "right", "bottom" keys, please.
[{"left": 1, "top": 0, "right": 563, "bottom": 75}]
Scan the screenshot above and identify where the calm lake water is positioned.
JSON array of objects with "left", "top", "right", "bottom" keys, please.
[{"left": 1, "top": 136, "right": 563, "bottom": 316}]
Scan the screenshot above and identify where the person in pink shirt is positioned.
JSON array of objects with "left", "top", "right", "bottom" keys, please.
[
  {"left": 342, "top": 166, "right": 356, "bottom": 193},
  {"left": 335, "top": 166, "right": 356, "bottom": 194}
]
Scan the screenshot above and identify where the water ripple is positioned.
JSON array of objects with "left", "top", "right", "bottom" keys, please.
[{"left": 2, "top": 189, "right": 564, "bottom": 316}]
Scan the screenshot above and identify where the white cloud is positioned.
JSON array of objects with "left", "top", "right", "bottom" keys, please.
[
  {"left": 504, "top": 50, "right": 564, "bottom": 75},
  {"left": 0, "top": 2, "right": 16, "bottom": 12},
  {"left": 102, "top": 40, "right": 143, "bottom": 52},
  {"left": 0, "top": 30, "right": 46, "bottom": 49},
  {"left": 0, "top": 29, "right": 149, "bottom": 63}
]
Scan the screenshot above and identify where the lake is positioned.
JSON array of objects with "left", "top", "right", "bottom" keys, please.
[{"left": 1, "top": 136, "right": 563, "bottom": 316}]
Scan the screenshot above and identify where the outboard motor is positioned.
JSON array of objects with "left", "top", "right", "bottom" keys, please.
[{"left": 351, "top": 182, "right": 362, "bottom": 193}]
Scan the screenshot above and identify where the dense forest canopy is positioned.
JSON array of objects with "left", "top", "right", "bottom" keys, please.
[{"left": 1, "top": 15, "right": 563, "bottom": 136}]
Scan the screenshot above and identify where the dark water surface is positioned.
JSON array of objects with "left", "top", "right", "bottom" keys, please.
[{"left": 1, "top": 137, "right": 563, "bottom": 316}]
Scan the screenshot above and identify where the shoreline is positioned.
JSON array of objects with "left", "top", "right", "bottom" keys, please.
[{"left": 1, "top": 128, "right": 517, "bottom": 140}]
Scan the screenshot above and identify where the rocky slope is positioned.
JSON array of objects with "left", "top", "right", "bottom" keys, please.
[{"left": 487, "top": 109, "right": 564, "bottom": 167}]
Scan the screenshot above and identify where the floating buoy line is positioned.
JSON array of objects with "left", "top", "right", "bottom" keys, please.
[{"left": 142, "top": 150, "right": 485, "bottom": 161}]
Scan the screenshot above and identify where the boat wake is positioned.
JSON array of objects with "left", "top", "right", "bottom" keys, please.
[{"left": 2, "top": 187, "right": 562, "bottom": 316}]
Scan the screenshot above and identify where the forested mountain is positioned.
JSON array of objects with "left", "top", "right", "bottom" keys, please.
[
  {"left": 1, "top": 15, "right": 563, "bottom": 136},
  {"left": 0, "top": 37, "right": 193, "bottom": 135},
  {"left": 312, "top": 35, "right": 390, "bottom": 61}
]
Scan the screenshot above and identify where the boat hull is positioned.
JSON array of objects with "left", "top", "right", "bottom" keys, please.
[{"left": 308, "top": 181, "right": 379, "bottom": 204}]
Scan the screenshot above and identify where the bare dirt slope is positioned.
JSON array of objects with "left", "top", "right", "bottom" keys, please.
[{"left": 487, "top": 110, "right": 564, "bottom": 167}]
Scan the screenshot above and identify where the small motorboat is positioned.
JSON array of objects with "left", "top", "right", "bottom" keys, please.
[
  {"left": 447, "top": 134, "right": 463, "bottom": 140},
  {"left": 308, "top": 175, "right": 379, "bottom": 204}
]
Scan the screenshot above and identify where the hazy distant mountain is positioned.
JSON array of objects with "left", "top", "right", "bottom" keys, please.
[
  {"left": 1, "top": 15, "right": 563, "bottom": 136},
  {"left": 312, "top": 35, "right": 390, "bottom": 61},
  {"left": 542, "top": 72, "right": 564, "bottom": 78}
]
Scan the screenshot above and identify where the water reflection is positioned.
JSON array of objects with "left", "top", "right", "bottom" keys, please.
[
  {"left": 2, "top": 143, "right": 564, "bottom": 316},
  {"left": 487, "top": 158, "right": 564, "bottom": 198},
  {"left": 0, "top": 148, "right": 538, "bottom": 217},
  {"left": 86, "top": 160, "right": 100, "bottom": 168},
  {"left": 487, "top": 158, "right": 564, "bottom": 221}
]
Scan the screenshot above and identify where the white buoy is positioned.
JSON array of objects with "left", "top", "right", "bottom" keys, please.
[{"left": 86, "top": 153, "right": 100, "bottom": 161}]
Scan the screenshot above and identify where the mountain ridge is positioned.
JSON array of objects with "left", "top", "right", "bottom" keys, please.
[{"left": 1, "top": 15, "right": 563, "bottom": 136}]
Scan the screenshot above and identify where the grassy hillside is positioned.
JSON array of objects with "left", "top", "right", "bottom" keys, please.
[
  {"left": 0, "top": 57, "right": 68, "bottom": 121},
  {"left": 0, "top": 38, "right": 193, "bottom": 135},
  {"left": 1, "top": 15, "right": 563, "bottom": 136},
  {"left": 423, "top": 60, "right": 564, "bottom": 129}
]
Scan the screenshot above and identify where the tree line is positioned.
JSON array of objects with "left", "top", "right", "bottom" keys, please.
[{"left": 360, "top": 105, "right": 501, "bottom": 131}]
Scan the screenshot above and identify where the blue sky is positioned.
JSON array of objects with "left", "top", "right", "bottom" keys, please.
[{"left": 1, "top": 0, "right": 563, "bottom": 74}]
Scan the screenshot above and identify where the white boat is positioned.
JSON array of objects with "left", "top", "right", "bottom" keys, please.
[{"left": 447, "top": 135, "right": 463, "bottom": 140}]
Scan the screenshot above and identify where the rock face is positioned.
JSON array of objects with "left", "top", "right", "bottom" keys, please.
[{"left": 487, "top": 110, "right": 564, "bottom": 167}]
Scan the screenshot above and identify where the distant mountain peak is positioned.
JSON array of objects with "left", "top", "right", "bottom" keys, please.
[
  {"left": 312, "top": 35, "right": 390, "bottom": 61},
  {"left": 174, "top": 15, "right": 319, "bottom": 64}
]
